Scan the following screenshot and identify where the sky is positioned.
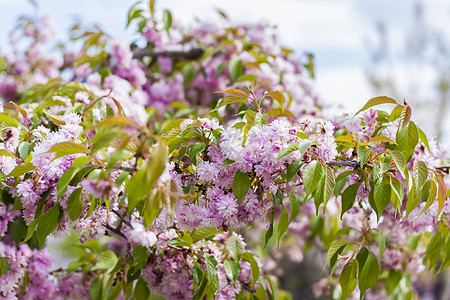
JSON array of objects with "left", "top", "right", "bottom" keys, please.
[{"left": 1, "top": 0, "right": 450, "bottom": 138}]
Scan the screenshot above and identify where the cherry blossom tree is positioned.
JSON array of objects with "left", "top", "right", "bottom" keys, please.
[{"left": 0, "top": 1, "right": 449, "bottom": 299}]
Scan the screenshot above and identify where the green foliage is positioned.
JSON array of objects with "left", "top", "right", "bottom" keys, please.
[{"left": 232, "top": 171, "right": 250, "bottom": 205}]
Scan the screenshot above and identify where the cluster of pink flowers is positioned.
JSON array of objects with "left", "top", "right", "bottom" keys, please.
[{"left": 173, "top": 118, "right": 337, "bottom": 230}]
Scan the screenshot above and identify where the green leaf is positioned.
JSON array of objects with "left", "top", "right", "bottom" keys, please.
[
  {"left": 265, "top": 91, "right": 284, "bottom": 111},
  {"left": 229, "top": 58, "right": 245, "bottom": 82},
  {"left": 57, "top": 166, "right": 79, "bottom": 198},
  {"left": 89, "top": 276, "right": 102, "bottom": 300},
  {"left": 368, "top": 135, "right": 397, "bottom": 145},
  {"left": 341, "top": 182, "right": 361, "bottom": 219},
  {"left": 399, "top": 105, "right": 412, "bottom": 129},
  {"left": 405, "top": 181, "right": 420, "bottom": 218},
  {"left": 204, "top": 253, "right": 218, "bottom": 282},
  {"left": 127, "top": 142, "right": 168, "bottom": 214},
  {"left": 386, "top": 270, "right": 402, "bottom": 295},
  {"left": 169, "top": 235, "right": 193, "bottom": 248},
  {"left": 169, "top": 137, "right": 189, "bottom": 154},
  {"left": 378, "top": 231, "right": 386, "bottom": 261},
  {"left": 72, "top": 156, "right": 95, "bottom": 167},
  {"left": 214, "top": 88, "right": 249, "bottom": 97},
  {"left": 340, "top": 259, "right": 358, "bottom": 299},
  {"left": 355, "top": 96, "right": 398, "bottom": 115},
  {"left": 10, "top": 102, "right": 28, "bottom": 123},
  {"left": 303, "top": 161, "right": 324, "bottom": 199},
  {"left": 440, "top": 236, "right": 450, "bottom": 270},
  {"left": 127, "top": 1, "right": 143, "bottom": 27},
  {"left": 189, "top": 142, "right": 205, "bottom": 166},
  {"left": 357, "top": 145, "right": 370, "bottom": 168},
  {"left": 358, "top": 252, "right": 380, "bottom": 297},
  {"left": 133, "top": 245, "right": 149, "bottom": 270},
  {"left": 64, "top": 81, "right": 90, "bottom": 93},
  {"left": 414, "top": 161, "right": 428, "bottom": 191},
  {"left": 92, "top": 250, "right": 118, "bottom": 270},
  {"left": 288, "top": 194, "right": 300, "bottom": 223},
  {"left": 143, "top": 189, "right": 163, "bottom": 228},
  {"left": 192, "top": 227, "right": 221, "bottom": 243},
  {"left": 232, "top": 171, "right": 250, "bottom": 205},
  {"left": 390, "top": 105, "right": 404, "bottom": 120},
  {"left": 18, "top": 142, "right": 32, "bottom": 160},
  {"left": 266, "top": 275, "right": 279, "bottom": 300},
  {"left": 436, "top": 173, "right": 447, "bottom": 216},
  {"left": 126, "top": 164, "right": 147, "bottom": 213},
  {"left": 335, "top": 170, "right": 354, "bottom": 184},
  {"left": 389, "top": 150, "right": 406, "bottom": 179},
  {"left": 47, "top": 142, "right": 89, "bottom": 156},
  {"left": 236, "top": 74, "right": 258, "bottom": 82},
  {"left": 278, "top": 140, "right": 311, "bottom": 160},
  {"left": 326, "top": 240, "right": 348, "bottom": 266},
  {"left": 36, "top": 205, "right": 61, "bottom": 245},
  {"left": 67, "top": 187, "right": 83, "bottom": 220},
  {"left": 277, "top": 205, "right": 289, "bottom": 248},
  {"left": 389, "top": 176, "right": 403, "bottom": 212},
  {"left": 134, "top": 277, "right": 150, "bottom": 300},
  {"left": 323, "top": 165, "right": 335, "bottom": 210},
  {"left": 374, "top": 175, "right": 391, "bottom": 220},
  {"left": 396, "top": 121, "right": 418, "bottom": 161},
  {"left": 193, "top": 263, "right": 204, "bottom": 287},
  {"left": 314, "top": 175, "right": 326, "bottom": 214},
  {"left": 264, "top": 223, "right": 274, "bottom": 248},
  {"left": 297, "top": 132, "right": 309, "bottom": 140},
  {"left": 356, "top": 247, "right": 369, "bottom": 275},
  {"left": 94, "top": 115, "right": 134, "bottom": 128},
  {"left": 44, "top": 110, "right": 66, "bottom": 126},
  {"left": 426, "top": 232, "right": 443, "bottom": 269},
  {"left": 217, "top": 96, "right": 248, "bottom": 109},
  {"left": 224, "top": 260, "right": 240, "bottom": 285},
  {"left": 182, "top": 62, "right": 197, "bottom": 85},
  {"left": 0, "top": 257, "right": 10, "bottom": 275},
  {"left": 422, "top": 179, "right": 437, "bottom": 214},
  {"left": 242, "top": 252, "right": 260, "bottom": 284},
  {"left": 0, "top": 113, "right": 19, "bottom": 126},
  {"left": 0, "top": 149, "right": 16, "bottom": 158},
  {"left": 205, "top": 274, "right": 219, "bottom": 300},
  {"left": 162, "top": 9, "right": 173, "bottom": 31},
  {"left": 6, "top": 162, "right": 35, "bottom": 178},
  {"left": 226, "top": 234, "right": 244, "bottom": 262},
  {"left": 90, "top": 129, "right": 123, "bottom": 155},
  {"left": 149, "top": 0, "right": 155, "bottom": 15},
  {"left": 22, "top": 218, "right": 39, "bottom": 244},
  {"left": 418, "top": 127, "right": 430, "bottom": 152},
  {"left": 286, "top": 161, "right": 302, "bottom": 184}
]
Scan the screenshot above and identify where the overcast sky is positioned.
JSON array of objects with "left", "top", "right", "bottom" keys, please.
[{"left": 1, "top": 0, "right": 450, "bottom": 137}]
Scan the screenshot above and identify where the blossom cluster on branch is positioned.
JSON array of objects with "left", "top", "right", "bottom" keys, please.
[{"left": 0, "top": 1, "right": 449, "bottom": 300}]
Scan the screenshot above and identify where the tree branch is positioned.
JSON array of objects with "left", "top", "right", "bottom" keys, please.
[
  {"left": 104, "top": 224, "right": 127, "bottom": 239},
  {"left": 132, "top": 48, "right": 204, "bottom": 60},
  {"left": 436, "top": 166, "right": 450, "bottom": 174},
  {"left": 326, "top": 159, "right": 398, "bottom": 173},
  {"left": 327, "top": 159, "right": 361, "bottom": 168},
  {"left": 112, "top": 209, "right": 132, "bottom": 227}
]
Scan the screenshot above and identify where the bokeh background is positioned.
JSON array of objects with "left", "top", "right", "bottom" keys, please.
[{"left": 2, "top": 0, "right": 450, "bottom": 142}]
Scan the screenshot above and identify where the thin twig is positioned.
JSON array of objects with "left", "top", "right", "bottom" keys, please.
[
  {"left": 112, "top": 209, "right": 132, "bottom": 227},
  {"left": 111, "top": 165, "right": 137, "bottom": 172},
  {"left": 104, "top": 224, "right": 127, "bottom": 239},
  {"left": 436, "top": 166, "right": 450, "bottom": 174}
]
